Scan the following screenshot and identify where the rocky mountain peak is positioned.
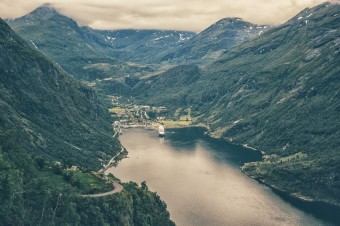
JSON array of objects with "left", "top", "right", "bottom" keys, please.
[
  {"left": 28, "top": 3, "right": 60, "bottom": 18},
  {"left": 216, "top": 17, "right": 248, "bottom": 25},
  {"left": 11, "top": 3, "right": 69, "bottom": 25}
]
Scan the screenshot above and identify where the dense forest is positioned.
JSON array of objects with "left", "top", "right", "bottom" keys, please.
[{"left": 0, "top": 132, "right": 174, "bottom": 225}]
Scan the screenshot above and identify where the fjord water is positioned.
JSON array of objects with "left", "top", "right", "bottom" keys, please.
[{"left": 107, "top": 128, "right": 333, "bottom": 226}]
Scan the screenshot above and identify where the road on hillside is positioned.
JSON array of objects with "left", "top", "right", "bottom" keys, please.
[{"left": 80, "top": 181, "right": 123, "bottom": 198}]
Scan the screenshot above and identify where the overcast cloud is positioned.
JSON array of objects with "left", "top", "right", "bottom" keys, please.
[{"left": 0, "top": 0, "right": 337, "bottom": 31}]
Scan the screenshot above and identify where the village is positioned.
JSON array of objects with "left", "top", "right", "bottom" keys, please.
[{"left": 108, "top": 95, "right": 193, "bottom": 133}]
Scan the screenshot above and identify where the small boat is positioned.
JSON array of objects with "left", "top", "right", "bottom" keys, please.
[{"left": 158, "top": 125, "right": 165, "bottom": 137}]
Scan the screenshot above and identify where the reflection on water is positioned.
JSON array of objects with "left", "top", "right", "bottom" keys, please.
[{"left": 107, "top": 128, "right": 336, "bottom": 226}]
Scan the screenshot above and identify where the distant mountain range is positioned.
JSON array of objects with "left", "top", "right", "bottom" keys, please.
[
  {"left": 6, "top": 5, "right": 194, "bottom": 80},
  {"left": 6, "top": 4, "right": 269, "bottom": 80},
  {"left": 83, "top": 28, "right": 195, "bottom": 63}
]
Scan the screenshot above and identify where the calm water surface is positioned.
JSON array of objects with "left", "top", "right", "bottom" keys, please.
[{"left": 107, "top": 128, "right": 335, "bottom": 226}]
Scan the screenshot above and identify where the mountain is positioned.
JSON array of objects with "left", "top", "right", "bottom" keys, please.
[
  {"left": 160, "top": 18, "right": 270, "bottom": 63},
  {"left": 6, "top": 5, "right": 270, "bottom": 82},
  {"left": 134, "top": 2, "right": 340, "bottom": 204},
  {"left": 0, "top": 18, "right": 174, "bottom": 226},
  {"left": 84, "top": 28, "right": 195, "bottom": 63},
  {"left": 0, "top": 17, "right": 119, "bottom": 168},
  {"left": 7, "top": 5, "right": 195, "bottom": 81},
  {"left": 95, "top": 18, "right": 269, "bottom": 95},
  {"left": 6, "top": 4, "right": 143, "bottom": 80},
  {"left": 133, "top": 64, "right": 201, "bottom": 107},
  {"left": 6, "top": 4, "right": 271, "bottom": 97}
]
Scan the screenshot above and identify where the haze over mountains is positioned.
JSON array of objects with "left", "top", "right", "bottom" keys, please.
[{"left": 1, "top": 1, "right": 339, "bottom": 224}]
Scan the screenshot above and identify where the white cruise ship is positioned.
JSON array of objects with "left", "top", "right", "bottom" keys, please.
[{"left": 158, "top": 125, "right": 165, "bottom": 137}]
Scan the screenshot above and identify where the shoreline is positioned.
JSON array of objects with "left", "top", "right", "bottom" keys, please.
[
  {"left": 204, "top": 127, "right": 340, "bottom": 211},
  {"left": 203, "top": 128, "right": 340, "bottom": 210},
  {"left": 121, "top": 123, "right": 206, "bottom": 131},
  {"left": 240, "top": 165, "right": 340, "bottom": 220},
  {"left": 118, "top": 126, "right": 340, "bottom": 210},
  {"left": 114, "top": 126, "right": 340, "bottom": 224}
]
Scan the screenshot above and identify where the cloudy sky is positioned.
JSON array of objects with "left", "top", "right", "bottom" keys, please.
[{"left": 0, "top": 0, "right": 335, "bottom": 31}]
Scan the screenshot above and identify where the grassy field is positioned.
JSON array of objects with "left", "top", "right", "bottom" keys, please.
[
  {"left": 71, "top": 171, "right": 113, "bottom": 194},
  {"left": 108, "top": 107, "right": 126, "bottom": 114},
  {"left": 242, "top": 152, "right": 309, "bottom": 180},
  {"left": 244, "top": 152, "right": 308, "bottom": 168},
  {"left": 158, "top": 120, "right": 192, "bottom": 127},
  {"left": 279, "top": 152, "right": 307, "bottom": 163},
  {"left": 37, "top": 168, "right": 113, "bottom": 194}
]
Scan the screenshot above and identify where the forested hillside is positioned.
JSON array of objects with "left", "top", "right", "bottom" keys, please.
[
  {"left": 0, "top": 139, "right": 174, "bottom": 226},
  {"left": 0, "top": 18, "right": 174, "bottom": 225},
  {"left": 0, "top": 18, "right": 119, "bottom": 168}
]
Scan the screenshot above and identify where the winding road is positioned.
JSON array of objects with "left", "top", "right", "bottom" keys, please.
[
  {"left": 81, "top": 147, "right": 126, "bottom": 198},
  {"left": 80, "top": 181, "right": 123, "bottom": 198}
]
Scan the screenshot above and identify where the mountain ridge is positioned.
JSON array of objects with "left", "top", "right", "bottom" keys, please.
[
  {"left": 6, "top": 4, "right": 271, "bottom": 75},
  {"left": 159, "top": 17, "right": 271, "bottom": 63},
  {"left": 6, "top": 5, "right": 195, "bottom": 80},
  {"left": 6, "top": 5, "right": 138, "bottom": 80}
]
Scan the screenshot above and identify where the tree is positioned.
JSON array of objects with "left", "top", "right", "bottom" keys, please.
[
  {"left": 35, "top": 156, "right": 45, "bottom": 170},
  {"left": 141, "top": 181, "right": 148, "bottom": 191}
]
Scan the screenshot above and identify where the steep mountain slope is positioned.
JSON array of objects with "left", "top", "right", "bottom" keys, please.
[
  {"left": 0, "top": 18, "right": 119, "bottom": 168},
  {"left": 133, "top": 64, "right": 201, "bottom": 107},
  {"left": 134, "top": 2, "right": 340, "bottom": 204},
  {"left": 0, "top": 18, "right": 175, "bottom": 226},
  {"left": 160, "top": 18, "right": 270, "bottom": 63}
]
